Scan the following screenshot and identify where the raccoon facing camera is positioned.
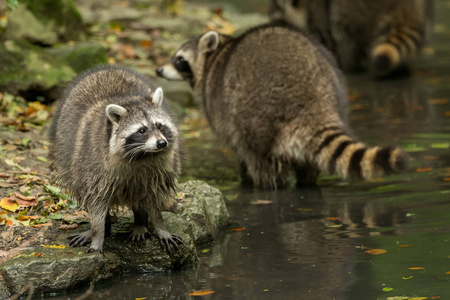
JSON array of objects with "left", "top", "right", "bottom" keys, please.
[
  {"left": 157, "top": 23, "right": 407, "bottom": 189},
  {"left": 50, "top": 65, "right": 184, "bottom": 254}
]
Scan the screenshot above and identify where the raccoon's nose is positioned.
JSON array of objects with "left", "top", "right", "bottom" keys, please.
[
  {"left": 156, "top": 139, "right": 167, "bottom": 149},
  {"left": 156, "top": 67, "right": 163, "bottom": 77}
]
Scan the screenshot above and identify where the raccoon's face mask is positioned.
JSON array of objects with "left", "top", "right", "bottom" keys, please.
[{"left": 156, "top": 31, "right": 221, "bottom": 85}]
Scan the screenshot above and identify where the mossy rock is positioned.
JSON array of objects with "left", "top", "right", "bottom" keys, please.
[
  {"left": 0, "top": 40, "right": 107, "bottom": 102},
  {"left": 3, "top": 0, "right": 86, "bottom": 44}
]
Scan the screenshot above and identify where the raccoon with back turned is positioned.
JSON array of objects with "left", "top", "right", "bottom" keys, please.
[
  {"left": 269, "top": 0, "right": 434, "bottom": 77},
  {"left": 50, "top": 65, "right": 183, "bottom": 254},
  {"left": 156, "top": 23, "right": 407, "bottom": 189}
]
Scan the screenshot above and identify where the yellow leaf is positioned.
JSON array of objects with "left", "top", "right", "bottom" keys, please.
[
  {"left": 0, "top": 197, "right": 19, "bottom": 212},
  {"left": 189, "top": 290, "right": 215, "bottom": 296},
  {"left": 409, "top": 267, "right": 425, "bottom": 270},
  {"left": 365, "top": 249, "right": 387, "bottom": 255},
  {"left": 41, "top": 244, "right": 65, "bottom": 249}
]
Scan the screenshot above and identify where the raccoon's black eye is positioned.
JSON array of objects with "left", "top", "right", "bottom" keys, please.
[
  {"left": 138, "top": 128, "right": 146, "bottom": 134},
  {"left": 155, "top": 122, "right": 162, "bottom": 130},
  {"left": 173, "top": 56, "right": 192, "bottom": 74}
]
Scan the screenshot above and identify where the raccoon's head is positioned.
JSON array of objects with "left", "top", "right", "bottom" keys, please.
[
  {"left": 268, "top": 0, "right": 307, "bottom": 29},
  {"left": 156, "top": 31, "right": 229, "bottom": 89},
  {"left": 106, "top": 87, "right": 177, "bottom": 161}
]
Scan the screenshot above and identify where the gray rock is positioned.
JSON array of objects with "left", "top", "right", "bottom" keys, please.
[{"left": 0, "top": 180, "right": 230, "bottom": 296}]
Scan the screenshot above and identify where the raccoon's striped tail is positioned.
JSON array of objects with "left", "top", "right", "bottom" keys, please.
[
  {"left": 310, "top": 126, "right": 407, "bottom": 180},
  {"left": 370, "top": 25, "right": 424, "bottom": 78}
]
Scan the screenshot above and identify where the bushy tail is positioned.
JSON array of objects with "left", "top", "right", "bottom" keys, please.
[
  {"left": 310, "top": 126, "right": 407, "bottom": 180},
  {"left": 370, "top": 25, "right": 424, "bottom": 77}
]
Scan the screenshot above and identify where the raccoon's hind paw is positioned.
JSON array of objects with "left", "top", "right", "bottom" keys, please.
[
  {"left": 129, "top": 225, "right": 151, "bottom": 245},
  {"left": 156, "top": 229, "right": 183, "bottom": 255},
  {"left": 68, "top": 230, "right": 92, "bottom": 247}
]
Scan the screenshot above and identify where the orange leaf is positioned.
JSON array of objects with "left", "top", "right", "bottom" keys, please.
[
  {"left": 5, "top": 220, "right": 13, "bottom": 226},
  {"left": 365, "top": 249, "right": 387, "bottom": 255},
  {"left": 446, "top": 271, "right": 450, "bottom": 274},
  {"left": 13, "top": 192, "right": 35, "bottom": 201},
  {"left": 431, "top": 297, "right": 441, "bottom": 299},
  {"left": 444, "top": 178, "right": 450, "bottom": 182},
  {"left": 399, "top": 245, "right": 412, "bottom": 247},
  {"left": 189, "top": 290, "right": 215, "bottom": 296},
  {"left": 231, "top": 228, "right": 245, "bottom": 232},
  {"left": 0, "top": 197, "right": 19, "bottom": 212},
  {"left": 31, "top": 223, "right": 53, "bottom": 228},
  {"left": 429, "top": 98, "right": 448, "bottom": 105},
  {"left": 139, "top": 40, "right": 153, "bottom": 49},
  {"left": 416, "top": 167, "right": 433, "bottom": 173},
  {"left": 18, "top": 216, "right": 41, "bottom": 221},
  {"left": 327, "top": 217, "right": 340, "bottom": 220},
  {"left": 409, "top": 267, "right": 425, "bottom": 270}
]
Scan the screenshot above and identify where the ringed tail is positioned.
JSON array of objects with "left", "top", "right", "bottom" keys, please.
[
  {"left": 370, "top": 25, "right": 424, "bottom": 77},
  {"left": 311, "top": 126, "right": 407, "bottom": 180}
]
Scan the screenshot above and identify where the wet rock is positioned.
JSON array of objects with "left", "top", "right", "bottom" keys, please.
[{"left": 0, "top": 180, "right": 230, "bottom": 297}]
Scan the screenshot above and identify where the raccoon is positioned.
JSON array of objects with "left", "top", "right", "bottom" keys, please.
[
  {"left": 156, "top": 23, "right": 407, "bottom": 189},
  {"left": 49, "top": 65, "right": 183, "bottom": 254},
  {"left": 269, "top": 0, "right": 434, "bottom": 77}
]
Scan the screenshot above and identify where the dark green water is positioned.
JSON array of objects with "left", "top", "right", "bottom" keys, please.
[{"left": 50, "top": 1, "right": 450, "bottom": 299}]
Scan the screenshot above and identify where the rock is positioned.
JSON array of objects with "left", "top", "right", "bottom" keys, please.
[
  {"left": 0, "top": 41, "right": 107, "bottom": 102},
  {"left": 3, "top": 0, "right": 86, "bottom": 45},
  {"left": 0, "top": 180, "right": 230, "bottom": 297}
]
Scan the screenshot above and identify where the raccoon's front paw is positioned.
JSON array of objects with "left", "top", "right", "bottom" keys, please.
[
  {"left": 130, "top": 225, "right": 151, "bottom": 245},
  {"left": 86, "top": 247, "right": 104, "bottom": 257},
  {"left": 68, "top": 230, "right": 92, "bottom": 247},
  {"left": 156, "top": 229, "right": 183, "bottom": 255}
]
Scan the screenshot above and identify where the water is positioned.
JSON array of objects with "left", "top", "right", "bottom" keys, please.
[{"left": 51, "top": 1, "right": 450, "bottom": 299}]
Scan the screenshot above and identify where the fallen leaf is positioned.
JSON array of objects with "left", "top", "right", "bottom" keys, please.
[
  {"left": 250, "top": 200, "right": 273, "bottom": 205},
  {"left": 18, "top": 216, "right": 40, "bottom": 221},
  {"left": 326, "top": 224, "right": 343, "bottom": 228},
  {"left": 0, "top": 173, "right": 9, "bottom": 178},
  {"left": 31, "top": 223, "right": 53, "bottom": 228},
  {"left": 139, "top": 40, "right": 152, "bottom": 49},
  {"left": 429, "top": 98, "right": 448, "bottom": 105},
  {"left": 402, "top": 276, "right": 413, "bottom": 280},
  {"left": 446, "top": 271, "right": 450, "bottom": 274},
  {"left": 365, "top": 249, "right": 387, "bottom": 255},
  {"left": 41, "top": 244, "right": 65, "bottom": 249},
  {"left": 431, "top": 297, "right": 441, "bottom": 299},
  {"left": 382, "top": 287, "right": 393, "bottom": 292},
  {"left": 0, "top": 197, "right": 19, "bottom": 212},
  {"left": 231, "top": 228, "right": 245, "bottom": 232},
  {"left": 327, "top": 217, "right": 340, "bottom": 220},
  {"left": 399, "top": 245, "right": 412, "bottom": 247},
  {"left": 13, "top": 192, "right": 35, "bottom": 201},
  {"left": 189, "top": 290, "right": 215, "bottom": 296},
  {"left": 409, "top": 267, "right": 425, "bottom": 270}
]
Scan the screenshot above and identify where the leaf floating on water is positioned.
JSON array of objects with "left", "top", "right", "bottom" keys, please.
[
  {"left": 431, "top": 296, "right": 441, "bottom": 299},
  {"left": 201, "top": 249, "right": 210, "bottom": 254},
  {"left": 446, "top": 271, "right": 450, "bottom": 274},
  {"left": 365, "top": 249, "right": 387, "bottom": 255},
  {"left": 250, "top": 200, "right": 273, "bottom": 205},
  {"left": 387, "top": 297, "right": 409, "bottom": 300},
  {"left": 402, "top": 276, "right": 414, "bottom": 280},
  {"left": 409, "top": 267, "right": 425, "bottom": 270},
  {"left": 429, "top": 98, "right": 448, "bottom": 105},
  {"left": 188, "top": 290, "right": 215, "bottom": 296},
  {"left": 382, "top": 287, "right": 393, "bottom": 292},
  {"left": 416, "top": 167, "right": 433, "bottom": 173},
  {"left": 409, "top": 297, "right": 429, "bottom": 300},
  {"left": 135, "top": 298, "right": 147, "bottom": 300},
  {"left": 295, "top": 208, "right": 313, "bottom": 212},
  {"left": 231, "top": 228, "right": 245, "bottom": 232},
  {"left": 399, "top": 245, "right": 412, "bottom": 247}
]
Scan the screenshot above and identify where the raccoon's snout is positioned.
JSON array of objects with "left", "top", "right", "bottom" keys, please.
[{"left": 156, "top": 139, "right": 167, "bottom": 149}]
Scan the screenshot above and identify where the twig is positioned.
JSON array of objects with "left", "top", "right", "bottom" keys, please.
[{"left": 74, "top": 282, "right": 95, "bottom": 300}]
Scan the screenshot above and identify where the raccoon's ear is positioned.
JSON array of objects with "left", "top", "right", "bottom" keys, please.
[
  {"left": 151, "top": 87, "right": 164, "bottom": 108},
  {"left": 106, "top": 104, "right": 127, "bottom": 124},
  {"left": 199, "top": 31, "right": 220, "bottom": 53}
]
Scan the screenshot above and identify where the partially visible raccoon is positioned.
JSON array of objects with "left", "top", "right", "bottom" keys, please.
[
  {"left": 50, "top": 65, "right": 183, "bottom": 254},
  {"left": 269, "top": 0, "right": 434, "bottom": 77},
  {"left": 156, "top": 23, "right": 407, "bottom": 189}
]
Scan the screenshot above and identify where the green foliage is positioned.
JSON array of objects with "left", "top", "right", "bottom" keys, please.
[{"left": 6, "top": 0, "right": 19, "bottom": 9}]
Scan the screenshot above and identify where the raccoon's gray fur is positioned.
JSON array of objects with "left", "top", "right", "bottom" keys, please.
[
  {"left": 269, "top": 0, "right": 434, "bottom": 77},
  {"left": 50, "top": 65, "right": 183, "bottom": 254},
  {"left": 156, "top": 23, "right": 407, "bottom": 189}
]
